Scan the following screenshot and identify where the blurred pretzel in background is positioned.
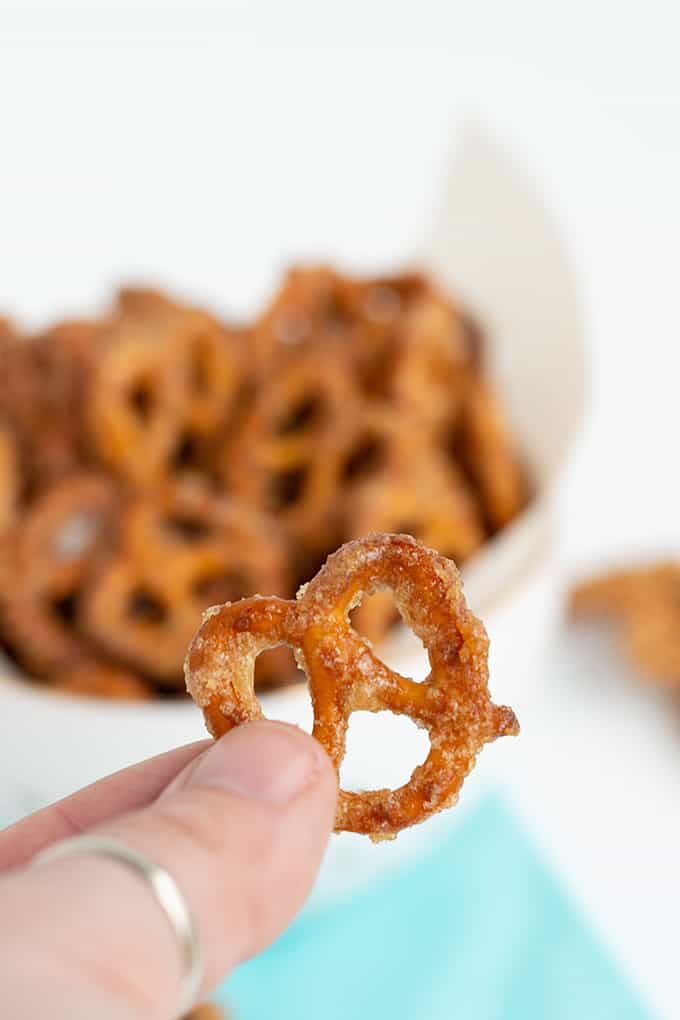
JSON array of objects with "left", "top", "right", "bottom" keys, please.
[
  {"left": 0, "top": 268, "right": 526, "bottom": 698},
  {"left": 570, "top": 562, "right": 680, "bottom": 689}
]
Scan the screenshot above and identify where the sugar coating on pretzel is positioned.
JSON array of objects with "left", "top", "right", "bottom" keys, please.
[
  {"left": 570, "top": 562, "right": 680, "bottom": 688},
  {"left": 185, "top": 533, "right": 519, "bottom": 841}
]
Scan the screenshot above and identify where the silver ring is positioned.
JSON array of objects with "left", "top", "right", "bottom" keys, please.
[{"left": 33, "top": 835, "right": 203, "bottom": 1017}]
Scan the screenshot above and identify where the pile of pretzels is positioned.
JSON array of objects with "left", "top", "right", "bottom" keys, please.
[{"left": 0, "top": 268, "right": 525, "bottom": 698}]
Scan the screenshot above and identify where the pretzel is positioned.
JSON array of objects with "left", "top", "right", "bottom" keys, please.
[
  {"left": 222, "top": 344, "right": 355, "bottom": 550},
  {"left": 181, "top": 311, "right": 243, "bottom": 441},
  {"left": 0, "top": 272, "right": 527, "bottom": 703},
  {"left": 86, "top": 312, "right": 187, "bottom": 485},
  {"left": 345, "top": 460, "right": 486, "bottom": 644},
  {"left": 116, "top": 289, "right": 244, "bottom": 440},
  {"left": 0, "top": 321, "right": 99, "bottom": 485},
  {"left": 254, "top": 267, "right": 470, "bottom": 403},
  {"left": 51, "top": 660, "right": 152, "bottom": 700},
  {"left": 570, "top": 563, "right": 680, "bottom": 687},
  {"left": 0, "top": 475, "right": 117, "bottom": 675},
  {"left": 185, "top": 534, "right": 518, "bottom": 840},
  {"left": 252, "top": 266, "right": 365, "bottom": 366},
  {"left": 88, "top": 293, "right": 243, "bottom": 484},
  {"left": 387, "top": 284, "right": 473, "bottom": 427},
  {"left": 26, "top": 320, "right": 103, "bottom": 483},
  {"left": 82, "top": 482, "right": 289, "bottom": 686}
]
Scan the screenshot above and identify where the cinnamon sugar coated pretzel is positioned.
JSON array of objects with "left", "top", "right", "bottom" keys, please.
[
  {"left": 0, "top": 268, "right": 526, "bottom": 699},
  {"left": 185, "top": 534, "right": 519, "bottom": 840}
]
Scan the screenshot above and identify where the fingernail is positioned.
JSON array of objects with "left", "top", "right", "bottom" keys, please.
[{"left": 187, "top": 722, "right": 322, "bottom": 805}]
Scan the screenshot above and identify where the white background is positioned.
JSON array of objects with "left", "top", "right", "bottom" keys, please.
[{"left": 1, "top": 2, "right": 680, "bottom": 1017}]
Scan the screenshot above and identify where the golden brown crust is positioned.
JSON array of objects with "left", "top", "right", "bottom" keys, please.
[{"left": 185, "top": 534, "right": 519, "bottom": 840}]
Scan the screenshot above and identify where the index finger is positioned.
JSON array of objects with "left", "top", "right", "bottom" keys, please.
[{"left": 0, "top": 740, "right": 210, "bottom": 872}]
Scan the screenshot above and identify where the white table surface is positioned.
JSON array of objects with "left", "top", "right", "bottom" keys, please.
[{"left": 1, "top": 3, "right": 679, "bottom": 1017}]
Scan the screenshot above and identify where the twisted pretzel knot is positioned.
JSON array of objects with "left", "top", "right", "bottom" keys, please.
[
  {"left": 87, "top": 291, "right": 242, "bottom": 485},
  {"left": 82, "top": 481, "right": 289, "bottom": 687},
  {"left": 186, "top": 534, "right": 518, "bottom": 841},
  {"left": 223, "top": 344, "right": 355, "bottom": 551}
]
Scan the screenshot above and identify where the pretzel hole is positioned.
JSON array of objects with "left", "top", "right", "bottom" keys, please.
[
  {"left": 350, "top": 587, "right": 428, "bottom": 679},
  {"left": 129, "top": 381, "right": 155, "bottom": 422},
  {"left": 340, "top": 711, "right": 429, "bottom": 791},
  {"left": 163, "top": 513, "right": 214, "bottom": 542},
  {"left": 324, "top": 293, "right": 351, "bottom": 330},
  {"left": 350, "top": 592, "right": 400, "bottom": 642},
  {"left": 171, "top": 433, "right": 201, "bottom": 471},
  {"left": 255, "top": 645, "right": 305, "bottom": 692},
  {"left": 127, "top": 588, "right": 168, "bottom": 625},
  {"left": 51, "top": 591, "right": 79, "bottom": 626},
  {"left": 270, "top": 467, "right": 308, "bottom": 509},
  {"left": 192, "top": 570, "right": 248, "bottom": 604},
  {"left": 341, "top": 435, "right": 387, "bottom": 483},
  {"left": 275, "top": 396, "right": 322, "bottom": 436}
]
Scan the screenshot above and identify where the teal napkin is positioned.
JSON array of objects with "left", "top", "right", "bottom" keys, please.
[{"left": 220, "top": 794, "right": 652, "bottom": 1020}]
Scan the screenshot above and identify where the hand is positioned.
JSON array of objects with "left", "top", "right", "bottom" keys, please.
[{"left": 0, "top": 721, "right": 337, "bottom": 1020}]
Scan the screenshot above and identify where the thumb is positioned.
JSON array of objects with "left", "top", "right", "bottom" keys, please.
[{"left": 0, "top": 722, "right": 337, "bottom": 1020}]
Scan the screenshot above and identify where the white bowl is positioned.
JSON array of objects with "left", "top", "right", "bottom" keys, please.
[{"left": 0, "top": 125, "right": 586, "bottom": 903}]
